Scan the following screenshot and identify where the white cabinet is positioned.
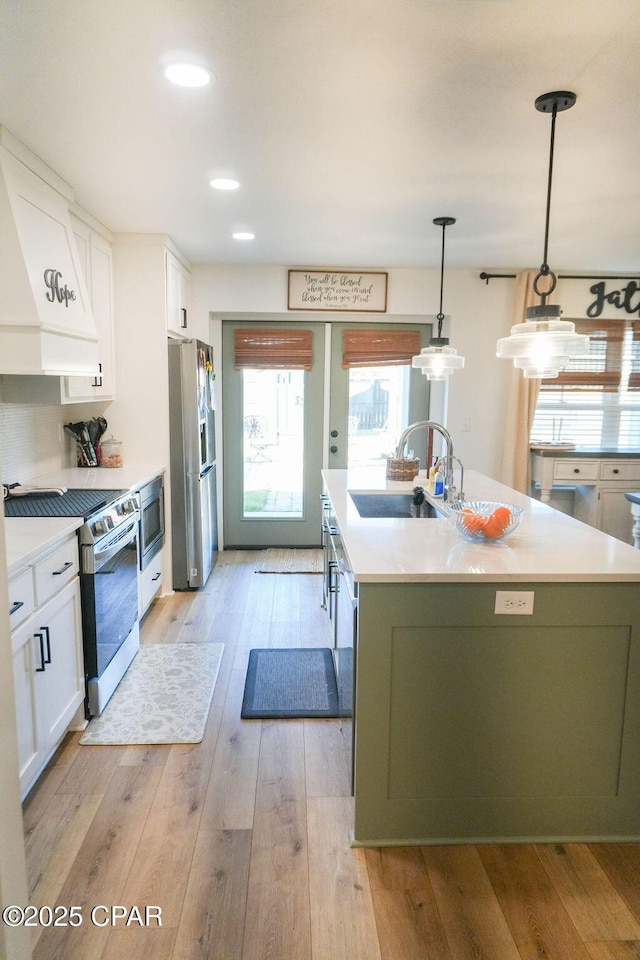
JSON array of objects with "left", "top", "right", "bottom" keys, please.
[
  {"left": 165, "top": 248, "right": 191, "bottom": 337},
  {"left": 0, "top": 135, "right": 99, "bottom": 375},
  {"left": 61, "top": 213, "right": 115, "bottom": 402},
  {"left": 10, "top": 537, "right": 84, "bottom": 799},
  {"left": 139, "top": 546, "right": 164, "bottom": 616}
]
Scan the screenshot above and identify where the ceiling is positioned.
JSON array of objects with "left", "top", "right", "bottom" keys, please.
[{"left": 0, "top": 0, "right": 639, "bottom": 273}]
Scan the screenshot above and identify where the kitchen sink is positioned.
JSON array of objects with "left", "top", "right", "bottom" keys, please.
[{"left": 349, "top": 492, "right": 441, "bottom": 519}]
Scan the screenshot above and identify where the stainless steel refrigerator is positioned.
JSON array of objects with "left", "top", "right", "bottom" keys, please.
[{"left": 168, "top": 338, "right": 218, "bottom": 589}]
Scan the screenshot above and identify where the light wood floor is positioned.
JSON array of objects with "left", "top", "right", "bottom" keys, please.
[{"left": 23, "top": 549, "right": 640, "bottom": 960}]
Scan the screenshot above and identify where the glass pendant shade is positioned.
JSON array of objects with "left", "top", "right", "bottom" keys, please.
[
  {"left": 412, "top": 216, "right": 464, "bottom": 381},
  {"left": 496, "top": 91, "right": 589, "bottom": 378},
  {"left": 412, "top": 344, "right": 465, "bottom": 381},
  {"left": 497, "top": 313, "right": 589, "bottom": 378}
]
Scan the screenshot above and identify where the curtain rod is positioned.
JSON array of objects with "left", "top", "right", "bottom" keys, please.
[{"left": 479, "top": 271, "right": 640, "bottom": 285}]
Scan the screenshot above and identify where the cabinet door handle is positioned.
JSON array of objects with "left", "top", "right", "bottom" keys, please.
[
  {"left": 35, "top": 631, "right": 47, "bottom": 672},
  {"left": 92, "top": 361, "right": 103, "bottom": 388},
  {"left": 330, "top": 445, "right": 338, "bottom": 454},
  {"left": 151, "top": 572, "right": 161, "bottom": 581},
  {"left": 52, "top": 561, "right": 73, "bottom": 576},
  {"left": 9, "top": 600, "right": 24, "bottom": 616},
  {"left": 573, "top": 468, "right": 580, "bottom": 473},
  {"left": 613, "top": 468, "right": 619, "bottom": 474},
  {"left": 180, "top": 307, "right": 188, "bottom": 328},
  {"left": 39, "top": 626, "right": 52, "bottom": 663}
]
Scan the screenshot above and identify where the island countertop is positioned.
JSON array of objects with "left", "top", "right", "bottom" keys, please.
[{"left": 322, "top": 467, "right": 640, "bottom": 583}]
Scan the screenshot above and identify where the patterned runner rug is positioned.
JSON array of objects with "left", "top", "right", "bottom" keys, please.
[{"left": 80, "top": 643, "right": 224, "bottom": 745}]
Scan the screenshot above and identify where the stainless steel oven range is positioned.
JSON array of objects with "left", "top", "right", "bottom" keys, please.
[
  {"left": 3, "top": 487, "right": 140, "bottom": 717},
  {"left": 79, "top": 492, "right": 140, "bottom": 716}
]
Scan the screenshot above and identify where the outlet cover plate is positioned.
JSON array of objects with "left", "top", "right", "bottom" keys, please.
[{"left": 495, "top": 590, "right": 535, "bottom": 615}]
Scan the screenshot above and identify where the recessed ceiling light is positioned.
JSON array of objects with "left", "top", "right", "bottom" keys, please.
[
  {"left": 210, "top": 178, "right": 241, "bottom": 191},
  {"left": 233, "top": 232, "right": 255, "bottom": 241},
  {"left": 164, "top": 63, "right": 212, "bottom": 87}
]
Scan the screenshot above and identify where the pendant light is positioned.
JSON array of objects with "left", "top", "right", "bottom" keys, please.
[
  {"left": 496, "top": 91, "right": 589, "bottom": 378},
  {"left": 412, "top": 217, "right": 465, "bottom": 381}
]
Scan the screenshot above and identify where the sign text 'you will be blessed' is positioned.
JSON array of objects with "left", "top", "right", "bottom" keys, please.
[{"left": 288, "top": 270, "right": 388, "bottom": 312}]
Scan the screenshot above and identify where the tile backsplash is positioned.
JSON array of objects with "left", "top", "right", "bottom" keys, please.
[
  {"left": 0, "top": 377, "right": 68, "bottom": 483},
  {"left": 0, "top": 377, "right": 114, "bottom": 484}
]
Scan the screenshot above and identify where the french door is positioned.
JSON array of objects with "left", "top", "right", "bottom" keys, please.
[
  {"left": 222, "top": 320, "right": 326, "bottom": 548},
  {"left": 327, "top": 322, "right": 432, "bottom": 470},
  {"left": 222, "top": 319, "right": 431, "bottom": 548}
]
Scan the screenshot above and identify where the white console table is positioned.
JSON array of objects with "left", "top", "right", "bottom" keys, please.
[{"left": 531, "top": 449, "right": 640, "bottom": 545}]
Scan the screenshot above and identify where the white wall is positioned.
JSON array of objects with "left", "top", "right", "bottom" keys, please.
[{"left": 191, "top": 264, "right": 514, "bottom": 479}]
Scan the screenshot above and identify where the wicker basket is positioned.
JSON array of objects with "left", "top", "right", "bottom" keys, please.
[{"left": 385, "top": 457, "right": 420, "bottom": 481}]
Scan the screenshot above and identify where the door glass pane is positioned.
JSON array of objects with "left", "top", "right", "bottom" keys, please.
[
  {"left": 347, "top": 365, "right": 411, "bottom": 468},
  {"left": 242, "top": 369, "right": 304, "bottom": 518}
]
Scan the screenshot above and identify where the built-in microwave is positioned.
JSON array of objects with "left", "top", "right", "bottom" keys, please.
[{"left": 139, "top": 475, "right": 165, "bottom": 571}]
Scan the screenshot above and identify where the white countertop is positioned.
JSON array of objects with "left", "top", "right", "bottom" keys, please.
[
  {"left": 4, "top": 516, "right": 83, "bottom": 575},
  {"left": 3, "top": 463, "right": 165, "bottom": 576},
  {"left": 323, "top": 467, "right": 640, "bottom": 583},
  {"left": 28, "top": 463, "right": 165, "bottom": 492}
]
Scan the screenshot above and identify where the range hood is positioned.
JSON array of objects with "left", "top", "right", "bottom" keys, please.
[{"left": 0, "top": 129, "right": 99, "bottom": 377}]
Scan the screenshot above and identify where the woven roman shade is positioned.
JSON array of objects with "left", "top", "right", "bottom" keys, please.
[
  {"left": 234, "top": 328, "right": 313, "bottom": 370},
  {"left": 342, "top": 329, "right": 421, "bottom": 368},
  {"left": 540, "top": 319, "right": 625, "bottom": 393},
  {"left": 628, "top": 321, "right": 640, "bottom": 391}
]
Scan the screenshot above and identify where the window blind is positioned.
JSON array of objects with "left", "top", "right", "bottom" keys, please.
[
  {"left": 234, "top": 328, "right": 313, "bottom": 370},
  {"left": 342, "top": 329, "right": 421, "bottom": 368},
  {"left": 532, "top": 318, "right": 640, "bottom": 450}
]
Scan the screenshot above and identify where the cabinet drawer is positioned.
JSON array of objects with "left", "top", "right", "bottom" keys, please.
[
  {"left": 8, "top": 568, "right": 35, "bottom": 629},
  {"left": 34, "top": 538, "right": 79, "bottom": 606},
  {"left": 599, "top": 461, "right": 640, "bottom": 482},
  {"left": 553, "top": 460, "right": 599, "bottom": 482},
  {"left": 140, "top": 556, "right": 163, "bottom": 614}
]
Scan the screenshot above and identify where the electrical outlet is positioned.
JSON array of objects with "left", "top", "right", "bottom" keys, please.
[{"left": 494, "top": 590, "right": 535, "bottom": 615}]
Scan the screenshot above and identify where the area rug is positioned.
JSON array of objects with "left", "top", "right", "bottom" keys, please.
[
  {"left": 257, "top": 548, "right": 323, "bottom": 574},
  {"left": 241, "top": 648, "right": 339, "bottom": 719},
  {"left": 80, "top": 643, "right": 224, "bottom": 745}
]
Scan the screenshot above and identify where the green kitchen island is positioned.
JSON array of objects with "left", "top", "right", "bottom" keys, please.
[{"left": 322, "top": 467, "right": 640, "bottom": 846}]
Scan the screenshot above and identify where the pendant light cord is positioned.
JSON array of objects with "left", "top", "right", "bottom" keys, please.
[
  {"left": 539, "top": 101, "right": 558, "bottom": 301},
  {"left": 437, "top": 220, "right": 446, "bottom": 337}
]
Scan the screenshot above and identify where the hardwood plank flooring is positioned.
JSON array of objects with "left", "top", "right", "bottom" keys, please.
[{"left": 21, "top": 550, "right": 640, "bottom": 960}]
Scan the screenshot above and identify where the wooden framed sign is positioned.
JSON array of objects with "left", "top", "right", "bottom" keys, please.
[{"left": 288, "top": 270, "right": 388, "bottom": 312}]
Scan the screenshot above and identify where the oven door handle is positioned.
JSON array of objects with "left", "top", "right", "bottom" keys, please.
[{"left": 93, "top": 521, "right": 138, "bottom": 569}]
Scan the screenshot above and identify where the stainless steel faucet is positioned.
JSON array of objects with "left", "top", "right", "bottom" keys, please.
[{"left": 394, "top": 420, "right": 462, "bottom": 502}]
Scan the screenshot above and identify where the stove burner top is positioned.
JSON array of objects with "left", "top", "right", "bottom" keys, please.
[{"left": 3, "top": 489, "right": 125, "bottom": 519}]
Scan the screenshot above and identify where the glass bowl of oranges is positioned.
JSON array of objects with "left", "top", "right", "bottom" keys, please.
[{"left": 448, "top": 500, "right": 524, "bottom": 543}]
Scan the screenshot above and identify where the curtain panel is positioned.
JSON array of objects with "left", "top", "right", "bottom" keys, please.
[
  {"left": 234, "top": 328, "right": 313, "bottom": 369},
  {"left": 342, "top": 329, "right": 421, "bottom": 368},
  {"left": 627, "top": 320, "right": 640, "bottom": 390},
  {"left": 498, "top": 271, "right": 540, "bottom": 494}
]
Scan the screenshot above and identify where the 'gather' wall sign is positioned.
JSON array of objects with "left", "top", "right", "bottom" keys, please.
[{"left": 586, "top": 280, "right": 640, "bottom": 318}]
